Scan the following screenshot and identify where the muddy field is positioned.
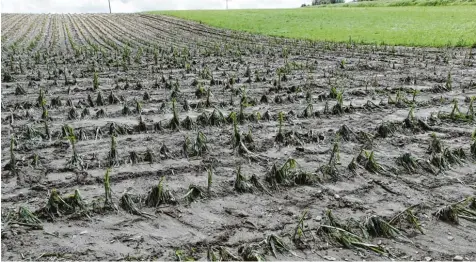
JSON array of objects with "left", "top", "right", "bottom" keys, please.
[{"left": 1, "top": 13, "right": 476, "bottom": 261}]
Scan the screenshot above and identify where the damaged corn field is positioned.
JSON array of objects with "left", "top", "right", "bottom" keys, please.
[{"left": 1, "top": 12, "right": 476, "bottom": 261}]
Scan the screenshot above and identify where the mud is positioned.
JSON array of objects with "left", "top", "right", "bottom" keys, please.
[{"left": 1, "top": 13, "right": 476, "bottom": 261}]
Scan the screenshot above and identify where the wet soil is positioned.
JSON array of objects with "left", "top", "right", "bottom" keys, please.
[{"left": 1, "top": 13, "right": 476, "bottom": 261}]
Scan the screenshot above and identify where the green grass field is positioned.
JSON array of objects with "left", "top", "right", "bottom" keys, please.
[
  {"left": 150, "top": 6, "right": 476, "bottom": 47},
  {"left": 329, "top": 0, "right": 476, "bottom": 7}
]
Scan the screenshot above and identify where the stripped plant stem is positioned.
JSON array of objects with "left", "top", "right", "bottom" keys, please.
[
  {"left": 5, "top": 136, "right": 17, "bottom": 174},
  {"left": 207, "top": 167, "right": 213, "bottom": 194},
  {"left": 108, "top": 135, "right": 120, "bottom": 167},
  {"left": 293, "top": 210, "right": 308, "bottom": 240},
  {"left": 65, "top": 126, "right": 83, "bottom": 169},
  {"left": 104, "top": 169, "right": 117, "bottom": 210},
  {"left": 275, "top": 111, "right": 285, "bottom": 143},
  {"left": 169, "top": 98, "right": 180, "bottom": 130}
]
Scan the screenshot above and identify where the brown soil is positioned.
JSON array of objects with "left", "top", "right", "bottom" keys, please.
[{"left": 1, "top": 13, "right": 476, "bottom": 261}]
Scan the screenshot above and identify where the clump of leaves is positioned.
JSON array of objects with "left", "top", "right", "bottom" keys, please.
[
  {"left": 195, "top": 112, "right": 208, "bottom": 126},
  {"left": 40, "top": 189, "right": 73, "bottom": 218},
  {"left": 144, "top": 148, "right": 154, "bottom": 164},
  {"left": 159, "top": 144, "right": 171, "bottom": 159},
  {"left": 234, "top": 166, "right": 253, "bottom": 193},
  {"left": 31, "top": 153, "right": 42, "bottom": 168},
  {"left": 22, "top": 124, "right": 42, "bottom": 140},
  {"left": 3, "top": 71, "right": 14, "bottom": 82},
  {"left": 143, "top": 91, "right": 150, "bottom": 101},
  {"left": 318, "top": 210, "right": 387, "bottom": 255},
  {"left": 265, "top": 234, "right": 295, "bottom": 258},
  {"left": 181, "top": 116, "right": 195, "bottom": 130},
  {"left": 5, "top": 206, "right": 42, "bottom": 229},
  {"left": 136, "top": 116, "right": 147, "bottom": 132},
  {"left": 396, "top": 153, "right": 419, "bottom": 173},
  {"left": 363, "top": 215, "right": 403, "bottom": 239},
  {"left": 443, "top": 147, "right": 465, "bottom": 166},
  {"left": 122, "top": 103, "right": 131, "bottom": 115},
  {"left": 389, "top": 205, "right": 424, "bottom": 234},
  {"left": 348, "top": 156, "right": 358, "bottom": 175},
  {"left": 81, "top": 108, "right": 90, "bottom": 118},
  {"left": 319, "top": 139, "right": 341, "bottom": 181},
  {"left": 294, "top": 172, "right": 319, "bottom": 185},
  {"left": 120, "top": 193, "right": 154, "bottom": 218},
  {"left": 266, "top": 158, "right": 297, "bottom": 187},
  {"left": 359, "top": 150, "right": 384, "bottom": 174},
  {"left": 250, "top": 174, "right": 271, "bottom": 195},
  {"left": 63, "top": 189, "right": 89, "bottom": 216},
  {"left": 239, "top": 243, "right": 265, "bottom": 261},
  {"left": 183, "top": 185, "right": 204, "bottom": 203},
  {"left": 319, "top": 162, "right": 339, "bottom": 182},
  {"left": 434, "top": 203, "right": 460, "bottom": 224},
  {"left": 244, "top": 129, "right": 254, "bottom": 145},
  {"left": 68, "top": 107, "right": 78, "bottom": 120},
  {"left": 332, "top": 91, "right": 345, "bottom": 115},
  {"left": 260, "top": 94, "right": 269, "bottom": 104},
  {"left": 195, "top": 84, "right": 206, "bottom": 98},
  {"left": 301, "top": 103, "right": 313, "bottom": 118},
  {"left": 338, "top": 124, "right": 356, "bottom": 142},
  {"left": 210, "top": 108, "right": 226, "bottom": 126},
  {"left": 109, "top": 122, "right": 133, "bottom": 136},
  {"left": 183, "top": 131, "right": 208, "bottom": 157},
  {"left": 430, "top": 152, "right": 449, "bottom": 171},
  {"left": 129, "top": 151, "right": 140, "bottom": 164},
  {"left": 15, "top": 84, "right": 27, "bottom": 95},
  {"left": 96, "top": 91, "right": 104, "bottom": 106},
  {"left": 208, "top": 246, "right": 240, "bottom": 261},
  {"left": 377, "top": 122, "right": 399, "bottom": 138},
  {"left": 88, "top": 94, "right": 95, "bottom": 107},
  {"left": 108, "top": 91, "right": 120, "bottom": 104},
  {"left": 51, "top": 96, "right": 62, "bottom": 107},
  {"left": 449, "top": 99, "right": 462, "bottom": 120}
]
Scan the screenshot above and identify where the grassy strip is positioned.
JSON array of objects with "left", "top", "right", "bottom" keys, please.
[
  {"left": 319, "top": 0, "right": 476, "bottom": 7},
  {"left": 150, "top": 6, "right": 476, "bottom": 47}
]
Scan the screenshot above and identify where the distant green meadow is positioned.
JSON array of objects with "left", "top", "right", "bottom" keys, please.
[{"left": 150, "top": 6, "right": 476, "bottom": 47}]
